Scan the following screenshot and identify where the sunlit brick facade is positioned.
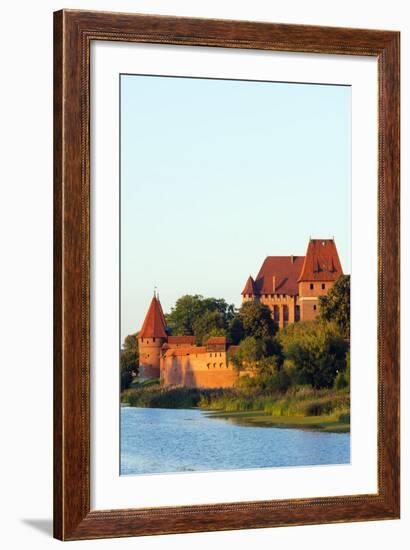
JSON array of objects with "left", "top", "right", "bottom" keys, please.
[
  {"left": 241, "top": 238, "right": 343, "bottom": 327},
  {"left": 136, "top": 238, "right": 344, "bottom": 387}
]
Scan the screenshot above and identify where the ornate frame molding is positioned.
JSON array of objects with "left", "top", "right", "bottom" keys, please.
[{"left": 54, "top": 9, "right": 400, "bottom": 540}]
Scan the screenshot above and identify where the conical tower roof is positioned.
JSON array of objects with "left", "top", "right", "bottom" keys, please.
[
  {"left": 138, "top": 295, "right": 167, "bottom": 339},
  {"left": 241, "top": 275, "right": 257, "bottom": 296}
]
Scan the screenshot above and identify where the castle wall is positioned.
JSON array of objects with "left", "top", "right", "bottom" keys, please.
[
  {"left": 258, "top": 294, "right": 299, "bottom": 328},
  {"left": 298, "top": 281, "right": 335, "bottom": 322},
  {"left": 161, "top": 349, "right": 239, "bottom": 388}
]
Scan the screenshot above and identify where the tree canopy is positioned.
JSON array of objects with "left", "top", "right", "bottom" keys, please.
[
  {"left": 165, "top": 295, "right": 236, "bottom": 344},
  {"left": 237, "top": 301, "right": 278, "bottom": 340},
  {"left": 319, "top": 275, "right": 350, "bottom": 338},
  {"left": 278, "top": 321, "right": 348, "bottom": 388},
  {"left": 120, "top": 333, "right": 138, "bottom": 390}
]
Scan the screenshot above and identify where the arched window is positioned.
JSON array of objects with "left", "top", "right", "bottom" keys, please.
[{"left": 273, "top": 305, "right": 280, "bottom": 323}]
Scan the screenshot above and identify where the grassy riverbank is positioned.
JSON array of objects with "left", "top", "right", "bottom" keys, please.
[{"left": 121, "top": 382, "right": 350, "bottom": 433}]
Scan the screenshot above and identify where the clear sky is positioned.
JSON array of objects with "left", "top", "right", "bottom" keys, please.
[{"left": 120, "top": 74, "right": 351, "bottom": 341}]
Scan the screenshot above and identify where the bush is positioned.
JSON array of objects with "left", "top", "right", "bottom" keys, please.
[
  {"left": 334, "top": 371, "right": 348, "bottom": 390},
  {"left": 278, "top": 321, "right": 348, "bottom": 389},
  {"left": 303, "top": 400, "right": 334, "bottom": 416},
  {"left": 338, "top": 411, "right": 350, "bottom": 423}
]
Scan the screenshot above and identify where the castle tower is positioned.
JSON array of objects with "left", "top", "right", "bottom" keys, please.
[
  {"left": 298, "top": 238, "right": 343, "bottom": 322},
  {"left": 137, "top": 294, "right": 167, "bottom": 379},
  {"left": 241, "top": 275, "right": 257, "bottom": 303}
]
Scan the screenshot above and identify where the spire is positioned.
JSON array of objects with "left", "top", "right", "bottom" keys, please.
[
  {"left": 241, "top": 275, "right": 257, "bottom": 296},
  {"left": 138, "top": 295, "right": 167, "bottom": 339}
]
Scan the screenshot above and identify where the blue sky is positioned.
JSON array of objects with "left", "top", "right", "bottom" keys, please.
[{"left": 120, "top": 74, "right": 351, "bottom": 340}]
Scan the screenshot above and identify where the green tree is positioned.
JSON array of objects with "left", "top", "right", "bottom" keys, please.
[
  {"left": 165, "top": 294, "right": 236, "bottom": 343},
  {"left": 230, "top": 336, "right": 265, "bottom": 371},
  {"left": 228, "top": 315, "right": 245, "bottom": 345},
  {"left": 278, "top": 321, "right": 348, "bottom": 389},
  {"left": 238, "top": 301, "right": 278, "bottom": 340},
  {"left": 319, "top": 275, "right": 350, "bottom": 337},
  {"left": 192, "top": 309, "right": 227, "bottom": 345},
  {"left": 120, "top": 333, "right": 139, "bottom": 390}
]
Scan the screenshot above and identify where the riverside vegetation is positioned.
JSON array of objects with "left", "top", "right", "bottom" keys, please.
[{"left": 121, "top": 276, "right": 350, "bottom": 433}]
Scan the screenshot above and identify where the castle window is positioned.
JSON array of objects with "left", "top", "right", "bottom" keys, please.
[
  {"left": 207, "top": 363, "right": 210, "bottom": 368},
  {"left": 322, "top": 283, "right": 325, "bottom": 290},
  {"left": 213, "top": 363, "right": 216, "bottom": 368},
  {"left": 219, "top": 363, "right": 223, "bottom": 368},
  {"left": 283, "top": 305, "right": 289, "bottom": 326},
  {"left": 273, "top": 305, "right": 279, "bottom": 323},
  {"left": 313, "top": 305, "right": 317, "bottom": 311},
  {"left": 153, "top": 337, "right": 155, "bottom": 342},
  {"left": 295, "top": 305, "right": 300, "bottom": 322},
  {"left": 310, "top": 283, "right": 314, "bottom": 290}
]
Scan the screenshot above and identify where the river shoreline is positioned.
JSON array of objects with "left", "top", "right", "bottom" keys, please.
[
  {"left": 204, "top": 409, "right": 349, "bottom": 433},
  {"left": 121, "top": 383, "right": 350, "bottom": 434}
]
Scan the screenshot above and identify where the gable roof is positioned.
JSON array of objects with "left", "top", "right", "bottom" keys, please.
[
  {"left": 138, "top": 295, "right": 167, "bottom": 339},
  {"left": 254, "top": 256, "right": 305, "bottom": 296},
  {"left": 298, "top": 239, "right": 343, "bottom": 282}
]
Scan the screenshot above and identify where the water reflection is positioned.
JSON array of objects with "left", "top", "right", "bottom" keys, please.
[{"left": 121, "top": 407, "right": 350, "bottom": 476}]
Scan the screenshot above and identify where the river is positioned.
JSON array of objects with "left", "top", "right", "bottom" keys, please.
[{"left": 121, "top": 406, "right": 350, "bottom": 476}]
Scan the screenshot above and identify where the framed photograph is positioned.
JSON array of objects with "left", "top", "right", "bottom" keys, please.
[{"left": 54, "top": 9, "right": 400, "bottom": 540}]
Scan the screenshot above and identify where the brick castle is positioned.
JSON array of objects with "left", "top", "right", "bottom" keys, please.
[{"left": 137, "top": 238, "right": 343, "bottom": 388}]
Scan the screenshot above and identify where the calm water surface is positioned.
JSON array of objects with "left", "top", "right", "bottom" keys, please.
[{"left": 121, "top": 406, "right": 350, "bottom": 476}]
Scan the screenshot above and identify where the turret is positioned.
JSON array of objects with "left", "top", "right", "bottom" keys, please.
[
  {"left": 241, "top": 275, "right": 258, "bottom": 303},
  {"left": 298, "top": 238, "right": 343, "bottom": 321},
  {"left": 137, "top": 294, "right": 167, "bottom": 379}
]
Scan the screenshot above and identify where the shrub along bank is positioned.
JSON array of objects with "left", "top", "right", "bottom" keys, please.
[{"left": 121, "top": 383, "right": 350, "bottom": 432}]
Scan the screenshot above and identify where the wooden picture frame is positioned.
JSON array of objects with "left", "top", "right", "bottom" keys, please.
[{"left": 54, "top": 9, "right": 400, "bottom": 541}]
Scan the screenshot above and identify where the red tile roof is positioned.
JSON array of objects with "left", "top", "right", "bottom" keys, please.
[
  {"left": 227, "top": 345, "right": 239, "bottom": 353},
  {"left": 168, "top": 336, "right": 196, "bottom": 345},
  {"left": 241, "top": 275, "right": 257, "bottom": 296},
  {"left": 254, "top": 256, "right": 305, "bottom": 296},
  {"left": 298, "top": 239, "right": 343, "bottom": 282},
  {"left": 157, "top": 297, "right": 167, "bottom": 328},
  {"left": 138, "top": 296, "right": 167, "bottom": 339}
]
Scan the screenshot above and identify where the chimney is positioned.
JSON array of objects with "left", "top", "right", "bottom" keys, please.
[
  {"left": 272, "top": 276, "right": 276, "bottom": 293},
  {"left": 290, "top": 255, "right": 294, "bottom": 264}
]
